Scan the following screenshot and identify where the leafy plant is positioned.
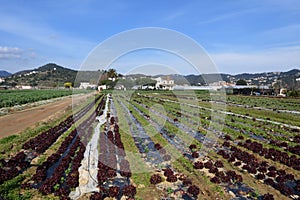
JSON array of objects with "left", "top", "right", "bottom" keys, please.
[{"left": 167, "top": 187, "right": 173, "bottom": 194}]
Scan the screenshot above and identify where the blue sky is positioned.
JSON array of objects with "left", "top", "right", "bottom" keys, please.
[{"left": 0, "top": 0, "right": 300, "bottom": 74}]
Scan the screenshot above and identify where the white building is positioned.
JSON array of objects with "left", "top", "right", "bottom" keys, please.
[
  {"left": 278, "top": 88, "right": 287, "bottom": 97},
  {"left": 154, "top": 77, "right": 174, "bottom": 90},
  {"left": 79, "top": 82, "right": 97, "bottom": 89},
  {"left": 24, "top": 71, "right": 39, "bottom": 76},
  {"left": 174, "top": 85, "right": 222, "bottom": 91},
  {"left": 16, "top": 85, "right": 33, "bottom": 90},
  {"left": 114, "top": 84, "right": 124, "bottom": 90},
  {"left": 108, "top": 77, "right": 116, "bottom": 82},
  {"left": 98, "top": 85, "right": 107, "bottom": 91},
  {"left": 209, "top": 81, "right": 227, "bottom": 86}
]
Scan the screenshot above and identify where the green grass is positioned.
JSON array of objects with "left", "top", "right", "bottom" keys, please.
[
  {"left": 0, "top": 135, "right": 18, "bottom": 144},
  {"left": 0, "top": 89, "right": 74, "bottom": 108},
  {"left": 0, "top": 122, "right": 60, "bottom": 160},
  {"left": 0, "top": 175, "right": 30, "bottom": 200},
  {"left": 139, "top": 90, "right": 300, "bottom": 127},
  {"left": 117, "top": 95, "right": 228, "bottom": 199},
  {"left": 114, "top": 98, "right": 152, "bottom": 187}
]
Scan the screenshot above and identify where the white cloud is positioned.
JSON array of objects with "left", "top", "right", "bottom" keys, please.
[
  {"left": 260, "top": 24, "right": 300, "bottom": 44},
  {"left": 0, "top": 46, "right": 38, "bottom": 61},
  {"left": 0, "top": 46, "right": 21, "bottom": 53},
  {"left": 0, "top": 12, "right": 95, "bottom": 56},
  {"left": 197, "top": 8, "right": 257, "bottom": 25},
  {"left": 0, "top": 10, "right": 96, "bottom": 72},
  {"left": 163, "top": 11, "right": 186, "bottom": 22},
  {"left": 0, "top": 46, "right": 23, "bottom": 59},
  {"left": 211, "top": 46, "right": 300, "bottom": 74},
  {"left": 260, "top": 0, "right": 300, "bottom": 12}
]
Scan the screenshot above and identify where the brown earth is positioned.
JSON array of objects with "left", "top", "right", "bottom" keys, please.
[{"left": 0, "top": 93, "right": 94, "bottom": 139}]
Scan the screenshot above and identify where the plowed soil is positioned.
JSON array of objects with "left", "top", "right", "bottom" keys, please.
[{"left": 0, "top": 93, "right": 93, "bottom": 138}]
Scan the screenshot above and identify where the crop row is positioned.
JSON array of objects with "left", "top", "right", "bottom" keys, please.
[
  {"left": 128, "top": 98, "right": 262, "bottom": 199},
  {"left": 115, "top": 96, "right": 204, "bottom": 199},
  {"left": 0, "top": 94, "right": 104, "bottom": 199},
  {"left": 126, "top": 94, "right": 292, "bottom": 199},
  {"left": 0, "top": 89, "right": 76, "bottom": 108},
  {"left": 219, "top": 138, "right": 300, "bottom": 198},
  {"left": 26, "top": 94, "right": 106, "bottom": 198},
  {"left": 139, "top": 94, "right": 300, "bottom": 166},
  {"left": 93, "top": 111, "right": 136, "bottom": 199}
]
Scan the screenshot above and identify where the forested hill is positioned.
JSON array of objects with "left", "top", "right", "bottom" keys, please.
[
  {"left": 0, "top": 70, "right": 12, "bottom": 78},
  {"left": 1, "top": 63, "right": 299, "bottom": 89},
  {"left": 2, "top": 63, "right": 106, "bottom": 87}
]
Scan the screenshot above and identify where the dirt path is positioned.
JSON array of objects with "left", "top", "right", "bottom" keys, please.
[{"left": 0, "top": 93, "right": 93, "bottom": 139}]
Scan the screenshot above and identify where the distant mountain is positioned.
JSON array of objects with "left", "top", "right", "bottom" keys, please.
[
  {"left": 281, "top": 69, "right": 300, "bottom": 76},
  {"left": 276, "top": 69, "right": 300, "bottom": 89},
  {"left": 179, "top": 69, "right": 300, "bottom": 89},
  {"left": 124, "top": 68, "right": 300, "bottom": 90},
  {"left": 1, "top": 63, "right": 299, "bottom": 90},
  {"left": 183, "top": 74, "right": 230, "bottom": 85},
  {"left": 0, "top": 70, "right": 12, "bottom": 78},
  {"left": 4, "top": 63, "right": 77, "bottom": 87},
  {"left": 2, "top": 63, "right": 107, "bottom": 87},
  {"left": 232, "top": 69, "right": 299, "bottom": 80},
  {"left": 228, "top": 69, "right": 300, "bottom": 89}
]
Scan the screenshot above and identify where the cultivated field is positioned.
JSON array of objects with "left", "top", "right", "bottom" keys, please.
[
  {"left": 0, "top": 89, "right": 76, "bottom": 108},
  {"left": 0, "top": 90, "right": 300, "bottom": 200}
]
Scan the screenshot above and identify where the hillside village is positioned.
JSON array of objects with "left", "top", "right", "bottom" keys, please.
[{"left": 0, "top": 63, "right": 299, "bottom": 96}]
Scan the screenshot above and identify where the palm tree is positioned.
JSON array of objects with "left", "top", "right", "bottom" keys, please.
[{"left": 107, "top": 69, "right": 117, "bottom": 78}]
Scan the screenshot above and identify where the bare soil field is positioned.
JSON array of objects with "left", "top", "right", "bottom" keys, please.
[{"left": 0, "top": 93, "right": 93, "bottom": 138}]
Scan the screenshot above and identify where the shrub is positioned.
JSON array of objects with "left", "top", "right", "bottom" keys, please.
[{"left": 150, "top": 174, "right": 162, "bottom": 184}]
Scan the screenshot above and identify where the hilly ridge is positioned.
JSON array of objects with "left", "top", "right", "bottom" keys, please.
[
  {"left": 0, "top": 70, "right": 12, "bottom": 78},
  {"left": 4, "top": 63, "right": 78, "bottom": 87},
  {"left": 1, "top": 63, "right": 299, "bottom": 89},
  {"left": 2, "top": 63, "right": 104, "bottom": 87}
]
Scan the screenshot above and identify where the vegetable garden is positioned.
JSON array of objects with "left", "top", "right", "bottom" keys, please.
[
  {"left": 0, "top": 89, "right": 89, "bottom": 108},
  {"left": 0, "top": 90, "right": 300, "bottom": 200}
]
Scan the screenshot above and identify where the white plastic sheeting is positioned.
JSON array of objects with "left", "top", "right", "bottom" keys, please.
[{"left": 70, "top": 94, "right": 109, "bottom": 199}]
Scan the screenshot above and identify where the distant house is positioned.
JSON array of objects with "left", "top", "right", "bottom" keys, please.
[
  {"left": 209, "top": 81, "right": 227, "bottom": 86},
  {"left": 142, "top": 85, "right": 155, "bottom": 90},
  {"left": 278, "top": 88, "right": 287, "bottom": 97},
  {"left": 98, "top": 85, "right": 107, "bottom": 91},
  {"left": 114, "top": 85, "right": 125, "bottom": 90},
  {"left": 16, "top": 85, "right": 33, "bottom": 90},
  {"left": 79, "top": 82, "right": 97, "bottom": 89},
  {"left": 131, "top": 85, "right": 154, "bottom": 90},
  {"left": 0, "top": 78, "right": 5, "bottom": 83},
  {"left": 174, "top": 85, "right": 222, "bottom": 91},
  {"left": 154, "top": 76, "right": 174, "bottom": 90},
  {"left": 132, "top": 85, "right": 140, "bottom": 90},
  {"left": 0, "top": 85, "right": 9, "bottom": 90},
  {"left": 24, "top": 71, "right": 39, "bottom": 76},
  {"left": 108, "top": 77, "right": 116, "bottom": 82}
]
